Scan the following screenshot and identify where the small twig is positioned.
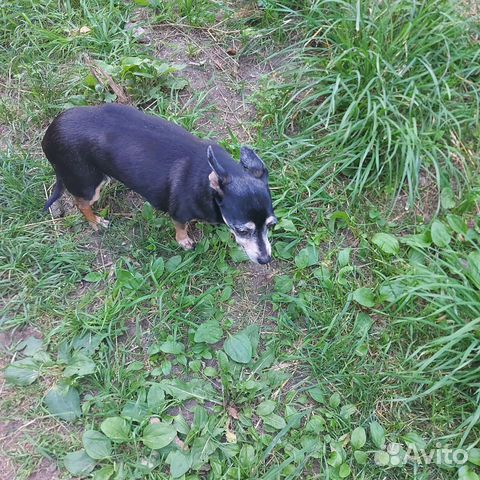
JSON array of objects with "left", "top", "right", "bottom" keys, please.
[
  {"left": 84, "top": 56, "right": 131, "bottom": 105},
  {"left": 43, "top": 183, "right": 59, "bottom": 237}
]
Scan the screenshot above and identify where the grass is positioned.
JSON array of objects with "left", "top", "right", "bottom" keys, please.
[
  {"left": 256, "top": 0, "right": 480, "bottom": 206},
  {"left": 1, "top": 0, "right": 480, "bottom": 479}
]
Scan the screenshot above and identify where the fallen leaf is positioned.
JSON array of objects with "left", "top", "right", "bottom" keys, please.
[
  {"left": 227, "top": 406, "right": 239, "bottom": 419},
  {"left": 225, "top": 419, "right": 237, "bottom": 444}
]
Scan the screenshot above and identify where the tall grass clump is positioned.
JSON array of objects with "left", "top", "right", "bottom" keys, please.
[
  {"left": 384, "top": 230, "right": 480, "bottom": 444},
  {"left": 264, "top": 0, "right": 480, "bottom": 204}
]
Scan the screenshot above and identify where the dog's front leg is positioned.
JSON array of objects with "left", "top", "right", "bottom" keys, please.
[{"left": 174, "top": 221, "right": 195, "bottom": 250}]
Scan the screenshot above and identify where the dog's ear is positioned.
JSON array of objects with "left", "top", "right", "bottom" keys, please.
[
  {"left": 207, "top": 145, "right": 228, "bottom": 195},
  {"left": 240, "top": 146, "right": 267, "bottom": 181}
]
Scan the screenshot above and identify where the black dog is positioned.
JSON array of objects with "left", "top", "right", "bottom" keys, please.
[{"left": 42, "top": 104, "right": 276, "bottom": 264}]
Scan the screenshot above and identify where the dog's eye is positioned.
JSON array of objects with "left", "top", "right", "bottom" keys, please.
[
  {"left": 236, "top": 227, "right": 252, "bottom": 237},
  {"left": 266, "top": 218, "right": 278, "bottom": 229}
]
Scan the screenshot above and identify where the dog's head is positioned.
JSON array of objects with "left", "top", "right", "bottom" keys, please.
[{"left": 207, "top": 145, "right": 276, "bottom": 265}]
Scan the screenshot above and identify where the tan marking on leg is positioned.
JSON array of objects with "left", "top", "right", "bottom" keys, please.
[
  {"left": 74, "top": 197, "right": 109, "bottom": 231},
  {"left": 89, "top": 178, "right": 108, "bottom": 205},
  {"left": 174, "top": 221, "right": 195, "bottom": 250}
]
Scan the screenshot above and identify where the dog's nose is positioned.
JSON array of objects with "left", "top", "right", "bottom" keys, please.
[{"left": 257, "top": 255, "right": 272, "bottom": 265}]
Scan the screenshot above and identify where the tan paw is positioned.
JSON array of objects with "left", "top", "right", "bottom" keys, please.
[
  {"left": 96, "top": 217, "right": 110, "bottom": 229},
  {"left": 89, "top": 217, "right": 109, "bottom": 231},
  {"left": 178, "top": 236, "right": 195, "bottom": 250}
]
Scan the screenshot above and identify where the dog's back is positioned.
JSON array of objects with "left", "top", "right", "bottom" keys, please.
[{"left": 42, "top": 104, "right": 227, "bottom": 219}]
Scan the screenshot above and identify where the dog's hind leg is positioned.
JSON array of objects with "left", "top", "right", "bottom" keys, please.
[
  {"left": 73, "top": 179, "right": 109, "bottom": 231},
  {"left": 74, "top": 197, "right": 109, "bottom": 231},
  {"left": 174, "top": 221, "right": 195, "bottom": 250}
]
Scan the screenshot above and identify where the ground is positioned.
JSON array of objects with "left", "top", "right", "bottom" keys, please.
[{"left": 1, "top": 1, "right": 479, "bottom": 479}]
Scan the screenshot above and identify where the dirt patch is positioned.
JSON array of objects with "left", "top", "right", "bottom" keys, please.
[
  {"left": 134, "top": 10, "right": 273, "bottom": 142},
  {"left": 28, "top": 458, "right": 59, "bottom": 480},
  {"left": 226, "top": 262, "right": 278, "bottom": 331}
]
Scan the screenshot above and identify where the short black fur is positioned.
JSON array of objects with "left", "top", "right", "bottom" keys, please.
[{"left": 42, "top": 104, "right": 276, "bottom": 263}]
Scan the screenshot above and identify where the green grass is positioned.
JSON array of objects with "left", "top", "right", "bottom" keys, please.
[
  {"left": 256, "top": 0, "right": 480, "bottom": 206},
  {"left": 1, "top": 0, "right": 480, "bottom": 479}
]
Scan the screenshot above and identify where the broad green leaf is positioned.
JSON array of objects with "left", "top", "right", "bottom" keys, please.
[
  {"left": 327, "top": 450, "right": 342, "bottom": 467},
  {"left": 337, "top": 248, "right": 351, "bottom": 267},
  {"left": 278, "top": 218, "right": 297, "bottom": 232},
  {"left": 447, "top": 214, "right": 467, "bottom": 234},
  {"left": 220, "top": 286, "right": 233, "bottom": 301},
  {"left": 83, "top": 271, "right": 103, "bottom": 282},
  {"left": 469, "top": 448, "right": 480, "bottom": 466},
  {"left": 63, "top": 352, "right": 96, "bottom": 378},
  {"left": 400, "top": 232, "right": 431, "bottom": 248},
  {"left": 354, "top": 450, "right": 368, "bottom": 464},
  {"left": 459, "top": 466, "right": 480, "bottom": 480},
  {"left": 16, "top": 336, "right": 43, "bottom": 356},
  {"left": 339, "top": 463, "right": 351, "bottom": 478},
  {"left": 352, "top": 288, "right": 375, "bottom": 308},
  {"left": 159, "top": 340, "right": 184, "bottom": 355},
  {"left": 224, "top": 333, "right": 252, "bottom": 364},
  {"left": 307, "top": 386, "right": 325, "bottom": 403},
  {"left": 328, "top": 211, "right": 350, "bottom": 231},
  {"left": 168, "top": 450, "right": 192, "bottom": 478},
  {"left": 147, "top": 384, "right": 165, "bottom": 409},
  {"left": 329, "top": 392, "right": 341, "bottom": 408},
  {"left": 100, "top": 417, "right": 130, "bottom": 443},
  {"left": 305, "top": 416, "right": 325, "bottom": 433},
  {"left": 121, "top": 401, "right": 148, "bottom": 421},
  {"left": 440, "top": 187, "right": 455, "bottom": 209},
  {"left": 82, "top": 430, "right": 112, "bottom": 460},
  {"left": 230, "top": 247, "right": 249, "bottom": 263},
  {"left": 150, "top": 257, "right": 165, "bottom": 278},
  {"left": 370, "top": 421, "right": 385, "bottom": 448},
  {"left": 374, "top": 450, "right": 389, "bottom": 466},
  {"left": 165, "top": 255, "right": 182, "bottom": 272},
  {"left": 295, "top": 245, "right": 318, "bottom": 269},
  {"left": 256, "top": 400, "right": 276, "bottom": 416},
  {"left": 402, "top": 431, "right": 426, "bottom": 449},
  {"left": 142, "top": 422, "right": 177, "bottom": 450},
  {"left": 204, "top": 366, "right": 216, "bottom": 377},
  {"left": 45, "top": 385, "right": 81, "bottom": 421},
  {"left": 262, "top": 413, "right": 286, "bottom": 430},
  {"left": 64, "top": 450, "right": 96, "bottom": 476},
  {"left": 275, "top": 275, "right": 293, "bottom": 294},
  {"left": 353, "top": 313, "right": 373, "bottom": 337},
  {"left": 158, "top": 378, "right": 220, "bottom": 403},
  {"left": 337, "top": 265, "right": 354, "bottom": 286},
  {"left": 431, "top": 220, "right": 451, "bottom": 247},
  {"left": 242, "top": 325, "right": 260, "bottom": 356},
  {"left": 251, "top": 349, "right": 275, "bottom": 372},
  {"left": 372, "top": 233, "right": 399, "bottom": 255},
  {"left": 239, "top": 444, "right": 256, "bottom": 470},
  {"left": 5, "top": 358, "right": 39, "bottom": 386},
  {"left": 340, "top": 404, "right": 356, "bottom": 419},
  {"left": 93, "top": 465, "right": 114, "bottom": 480},
  {"left": 351, "top": 427, "right": 366, "bottom": 449},
  {"left": 194, "top": 320, "right": 223, "bottom": 344},
  {"left": 126, "top": 361, "right": 144, "bottom": 372}
]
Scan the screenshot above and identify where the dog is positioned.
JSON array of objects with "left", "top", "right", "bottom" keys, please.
[{"left": 42, "top": 104, "right": 276, "bottom": 264}]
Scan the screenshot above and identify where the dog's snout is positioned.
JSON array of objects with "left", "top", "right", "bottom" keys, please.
[{"left": 257, "top": 254, "right": 272, "bottom": 265}]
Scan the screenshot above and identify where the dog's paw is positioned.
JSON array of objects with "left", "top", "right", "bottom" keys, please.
[
  {"left": 97, "top": 217, "right": 110, "bottom": 229},
  {"left": 178, "top": 236, "right": 195, "bottom": 250},
  {"left": 89, "top": 217, "right": 109, "bottom": 231}
]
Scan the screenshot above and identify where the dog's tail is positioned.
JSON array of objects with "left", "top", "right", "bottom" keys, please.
[{"left": 44, "top": 175, "right": 65, "bottom": 211}]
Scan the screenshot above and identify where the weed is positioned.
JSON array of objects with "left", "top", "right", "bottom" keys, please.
[{"left": 258, "top": 0, "right": 480, "bottom": 205}]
